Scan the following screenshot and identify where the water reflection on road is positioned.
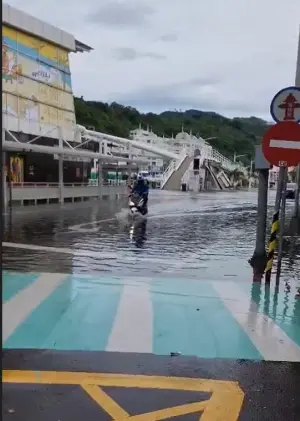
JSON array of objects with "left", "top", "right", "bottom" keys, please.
[{"left": 2, "top": 190, "right": 300, "bottom": 282}]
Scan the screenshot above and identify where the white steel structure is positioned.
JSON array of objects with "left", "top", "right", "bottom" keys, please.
[{"left": 125, "top": 126, "right": 248, "bottom": 189}]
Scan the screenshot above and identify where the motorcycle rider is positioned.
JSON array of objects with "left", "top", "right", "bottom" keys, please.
[{"left": 131, "top": 174, "right": 149, "bottom": 206}]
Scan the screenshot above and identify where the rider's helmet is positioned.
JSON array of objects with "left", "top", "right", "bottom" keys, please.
[{"left": 137, "top": 174, "right": 144, "bottom": 181}]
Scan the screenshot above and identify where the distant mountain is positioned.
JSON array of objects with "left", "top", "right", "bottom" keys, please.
[{"left": 74, "top": 97, "right": 269, "bottom": 164}]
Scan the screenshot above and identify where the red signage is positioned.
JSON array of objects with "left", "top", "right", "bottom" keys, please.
[
  {"left": 277, "top": 94, "right": 300, "bottom": 120},
  {"left": 262, "top": 121, "right": 300, "bottom": 167}
]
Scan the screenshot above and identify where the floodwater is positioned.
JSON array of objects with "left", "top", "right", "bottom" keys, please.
[{"left": 2, "top": 190, "right": 300, "bottom": 283}]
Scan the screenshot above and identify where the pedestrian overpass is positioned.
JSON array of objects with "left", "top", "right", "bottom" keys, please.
[
  {"left": 3, "top": 124, "right": 245, "bottom": 193},
  {"left": 75, "top": 125, "right": 244, "bottom": 191}
]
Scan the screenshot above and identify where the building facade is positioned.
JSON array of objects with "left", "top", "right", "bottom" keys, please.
[
  {"left": 2, "top": 3, "right": 92, "bottom": 183},
  {"left": 129, "top": 127, "right": 214, "bottom": 176}
]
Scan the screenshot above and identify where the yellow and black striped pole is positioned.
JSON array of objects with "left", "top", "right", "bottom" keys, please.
[{"left": 265, "top": 211, "right": 279, "bottom": 283}]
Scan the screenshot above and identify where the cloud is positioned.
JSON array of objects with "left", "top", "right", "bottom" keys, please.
[
  {"left": 86, "top": 0, "right": 155, "bottom": 28},
  {"left": 5, "top": 0, "right": 300, "bottom": 120},
  {"left": 113, "top": 77, "right": 271, "bottom": 117},
  {"left": 159, "top": 33, "right": 178, "bottom": 42},
  {"left": 111, "top": 47, "right": 166, "bottom": 61}
]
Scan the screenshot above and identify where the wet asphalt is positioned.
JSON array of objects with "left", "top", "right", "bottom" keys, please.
[
  {"left": 3, "top": 349, "right": 300, "bottom": 420},
  {"left": 2, "top": 190, "right": 300, "bottom": 420},
  {"left": 2, "top": 189, "right": 300, "bottom": 282}
]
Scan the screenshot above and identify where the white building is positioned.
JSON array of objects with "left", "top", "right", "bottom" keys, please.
[
  {"left": 129, "top": 127, "right": 167, "bottom": 172},
  {"left": 129, "top": 126, "right": 215, "bottom": 174}
]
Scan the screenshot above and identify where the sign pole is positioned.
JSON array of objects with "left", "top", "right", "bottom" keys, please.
[
  {"left": 275, "top": 168, "right": 285, "bottom": 211},
  {"left": 292, "top": 26, "right": 300, "bottom": 227},
  {"left": 262, "top": 121, "right": 300, "bottom": 283},
  {"left": 293, "top": 165, "right": 300, "bottom": 218},
  {"left": 249, "top": 146, "right": 271, "bottom": 281},
  {"left": 276, "top": 167, "right": 288, "bottom": 284},
  {"left": 265, "top": 167, "right": 284, "bottom": 283}
]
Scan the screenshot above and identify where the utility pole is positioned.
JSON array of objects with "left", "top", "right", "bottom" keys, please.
[
  {"left": 249, "top": 146, "right": 271, "bottom": 281},
  {"left": 58, "top": 130, "right": 64, "bottom": 205},
  {"left": 248, "top": 159, "right": 254, "bottom": 188},
  {"left": 291, "top": 26, "right": 300, "bottom": 233},
  {"left": 233, "top": 152, "right": 246, "bottom": 163},
  {"left": 249, "top": 168, "right": 269, "bottom": 281},
  {"left": 98, "top": 141, "right": 103, "bottom": 198},
  {"left": 276, "top": 168, "right": 288, "bottom": 284}
]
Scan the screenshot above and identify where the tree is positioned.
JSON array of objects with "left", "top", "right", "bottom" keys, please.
[{"left": 74, "top": 97, "right": 269, "bottom": 164}]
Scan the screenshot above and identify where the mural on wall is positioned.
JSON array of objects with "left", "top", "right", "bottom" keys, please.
[
  {"left": 10, "top": 156, "right": 24, "bottom": 183},
  {"left": 2, "top": 25, "right": 76, "bottom": 136},
  {"left": 2, "top": 45, "right": 24, "bottom": 84},
  {"left": 5, "top": 93, "right": 18, "bottom": 117},
  {"left": 4, "top": 92, "right": 76, "bottom": 129},
  {"left": 19, "top": 97, "right": 39, "bottom": 122},
  {"left": 2, "top": 25, "right": 70, "bottom": 72}
]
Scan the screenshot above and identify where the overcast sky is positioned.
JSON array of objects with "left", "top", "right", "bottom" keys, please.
[{"left": 6, "top": 0, "right": 300, "bottom": 119}]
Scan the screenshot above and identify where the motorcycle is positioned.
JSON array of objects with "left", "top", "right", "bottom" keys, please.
[
  {"left": 129, "top": 219, "right": 147, "bottom": 247},
  {"left": 128, "top": 192, "right": 148, "bottom": 221}
]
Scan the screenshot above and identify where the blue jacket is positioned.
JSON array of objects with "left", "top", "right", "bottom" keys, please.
[{"left": 132, "top": 179, "right": 149, "bottom": 196}]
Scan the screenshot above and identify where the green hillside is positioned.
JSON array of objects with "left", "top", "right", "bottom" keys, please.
[{"left": 74, "top": 97, "right": 269, "bottom": 164}]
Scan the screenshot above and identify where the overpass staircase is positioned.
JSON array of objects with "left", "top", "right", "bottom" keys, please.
[
  {"left": 160, "top": 148, "right": 193, "bottom": 190},
  {"left": 161, "top": 146, "right": 239, "bottom": 191},
  {"left": 206, "top": 163, "right": 222, "bottom": 190}
]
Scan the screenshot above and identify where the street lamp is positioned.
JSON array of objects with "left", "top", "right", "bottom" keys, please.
[
  {"left": 203, "top": 136, "right": 218, "bottom": 142},
  {"left": 233, "top": 152, "right": 246, "bottom": 163}
]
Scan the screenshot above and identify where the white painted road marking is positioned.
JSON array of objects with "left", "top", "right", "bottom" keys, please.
[
  {"left": 2, "top": 242, "right": 179, "bottom": 266},
  {"left": 270, "top": 139, "right": 300, "bottom": 149},
  {"left": 212, "top": 281, "right": 300, "bottom": 362},
  {"left": 2, "top": 242, "right": 117, "bottom": 260},
  {"left": 106, "top": 283, "right": 153, "bottom": 353},
  {"left": 68, "top": 218, "right": 117, "bottom": 232},
  {"left": 3, "top": 272, "right": 67, "bottom": 342}
]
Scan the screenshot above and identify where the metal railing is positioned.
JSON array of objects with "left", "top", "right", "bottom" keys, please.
[
  {"left": 201, "top": 145, "right": 248, "bottom": 174},
  {"left": 203, "top": 147, "right": 236, "bottom": 172},
  {"left": 161, "top": 147, "right": 188, "bottom": 188},
  {"left": 9, "top": 181, "right": 126, "bottom": 188},
  {"left": 88, "top": 179, "right": 127, "bottom": 186},
  {"left": 160, "top": 142, "right": 249, "bottom": 191},
  {"left": 10, "top": 182, "right": 88, "bottom": 188}
]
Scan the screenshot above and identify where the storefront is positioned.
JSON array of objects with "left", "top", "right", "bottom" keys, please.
[{"left": 4, "top": 132, "right": 95, "bottom": 184}]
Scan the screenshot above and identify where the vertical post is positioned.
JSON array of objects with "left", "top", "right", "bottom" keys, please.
[
  {"left": 293, "top": 166, "right": 300, "bottom": 217},
  {"left": 265, "top": 167, "right": 285, "bottom": 283},
  {"left": 291, "top": 26, "right": 300, "bottom": 228},
  {"left": 249, "top": 168, "right": 269, "bottom": 281},
  {"left": 116, "top": 164, "right": 119, "bottom": 186},
  {"left": 295, "top": 24, "right": 300, "bottom": 87},
  {"left": 248, "top": 160, "right": 253, "bottom": 189},
  {"left": 276, "top": 167, "right": 288, "bottom": 284},
  {"left": 127, "top": 144, "right": 132, "bottom": 187},
  {"left": 98, "top": 160, "right": 103, "bottom": 199},
  {"left": 58, "top": 132, "right": 64, "bottom": 204},
  {"left": 3, "top": 151, "right": 8, "bottom": 212}
]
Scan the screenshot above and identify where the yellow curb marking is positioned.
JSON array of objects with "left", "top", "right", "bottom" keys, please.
[{"left": 3, "top": 370, "right": 244, "bottom": 420}]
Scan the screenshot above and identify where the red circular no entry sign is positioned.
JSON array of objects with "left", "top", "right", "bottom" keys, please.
[{"left": 262, "top": 121, "right": 300, "bottom": 167}]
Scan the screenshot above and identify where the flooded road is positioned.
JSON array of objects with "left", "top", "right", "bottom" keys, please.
[{"left": 2, "top": 190, "right": 300, "bottom": 282}]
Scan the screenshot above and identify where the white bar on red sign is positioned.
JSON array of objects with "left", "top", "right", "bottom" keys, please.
[{"left": 270, "top": 139, "right": 300, "bottom": 149}]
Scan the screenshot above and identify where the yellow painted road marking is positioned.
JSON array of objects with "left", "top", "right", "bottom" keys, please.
[
  {"left": 121, "top": 401, "right": 208, "bottom": 421},
  {"left": 82, "top": 384, "right": 130, "bottom": 419},
  {"left": 3, "top": 370, "right": 244, "bottom": 421}
]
